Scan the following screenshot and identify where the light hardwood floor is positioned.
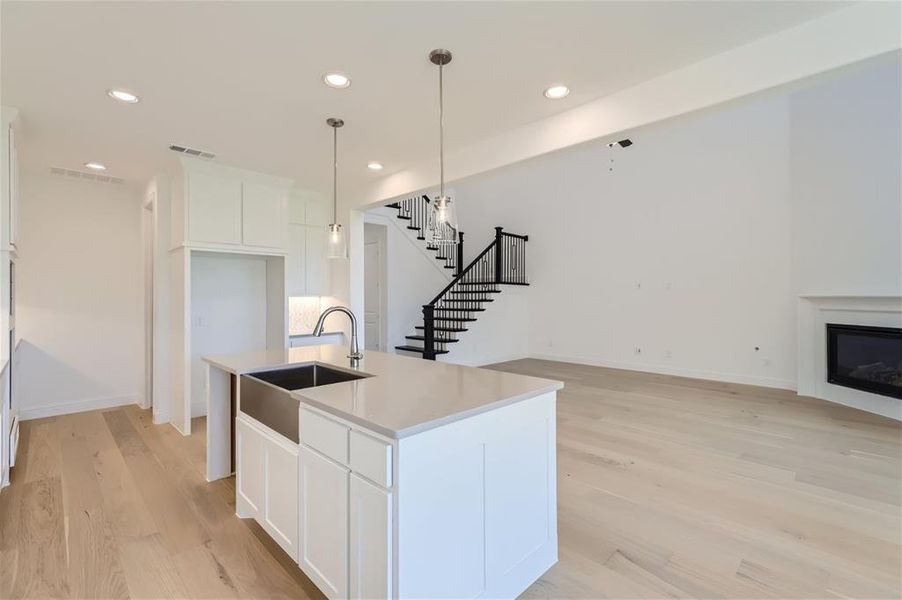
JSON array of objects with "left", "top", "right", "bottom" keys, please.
[{"left": 1, "top": 359, "right": 900, "bottom": 599}]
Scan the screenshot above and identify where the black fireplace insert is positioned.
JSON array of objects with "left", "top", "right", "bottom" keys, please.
[{"left": 827, "top": 323, "right": 902, "bottom": 399}]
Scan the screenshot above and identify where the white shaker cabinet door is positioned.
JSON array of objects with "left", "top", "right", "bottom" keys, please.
[
  {"left": 286, "top": 224, "right": 306, "bottom": 297},
  {"left": 264, "top": 436, "right": 299, "bottom": 561},
  {"left": 305, "top": 196, "right": 331, "bottom": 227},
  {"left": 305, "top": 225, "right": 330, "bottom": 296},
  {"left": 187, "top": 171, "right": 243, "bottom": 245},
  {"left": 349, "top": 474, "right": 392, "bottom": 600},
  {"left": 242, "top": 182, "right": 287, "bottom": 249},
  {"left": 235, "top": 418, "right": 265, "bottom": 520},
  {"left": 289, "top": 192, "right": 307, "bottom": 224},
  {"left": 299, "top": 445, "right": 349, "bottom": 600}
]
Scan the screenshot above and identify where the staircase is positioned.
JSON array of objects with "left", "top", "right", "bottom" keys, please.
[{"left": 385, "top": 195, "right": 529, "bottom": 360}]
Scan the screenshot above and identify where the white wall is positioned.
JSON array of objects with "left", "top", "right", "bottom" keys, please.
[
  {"left": 17, "top": 172, "right": 144, "bottom": 419},
  {"left": 190, "top": 252, "right": 268, "bottom": 417},
  {"left": 789, "top": 56, "right": 902, "bottom": 296},
  {"left": 454, "top": 91, "right": 797, "bottom": 388}
]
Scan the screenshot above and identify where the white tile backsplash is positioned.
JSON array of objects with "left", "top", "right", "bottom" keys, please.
[{"left": 288, "top": 296, "right": 324, "bottom": 335}]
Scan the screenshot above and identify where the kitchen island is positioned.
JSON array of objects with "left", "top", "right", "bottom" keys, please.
[{"left": 203, "top": 345, "right": 562, "bottom": 599}]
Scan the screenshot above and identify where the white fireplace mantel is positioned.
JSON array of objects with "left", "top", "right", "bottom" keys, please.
[{"left": 798, "top": 294, "right": 902, "bottom": 421}]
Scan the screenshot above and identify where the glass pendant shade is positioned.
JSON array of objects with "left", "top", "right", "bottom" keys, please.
[
  {"left": 326, "top": 222, "right": 346, "bottom": 259},
  {"left": 428, "top": 194, "right": 459, "bottom": 245}
]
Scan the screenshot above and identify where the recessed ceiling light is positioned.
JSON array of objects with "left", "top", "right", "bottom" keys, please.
[
  {"left": 323, "top": 73, "right": 351, "bottom": 89},
  {"left": 84, "top": 162, "right": 107, "bottom": 171},
  {"left": 367, "top": 161, "right": 384, "bottom": 171},
  {"left": 107, "top": 89, "right": 140, "bottom": 103},
  {"left": 543, "top": 85, "right": 570, "bottom": 100}
]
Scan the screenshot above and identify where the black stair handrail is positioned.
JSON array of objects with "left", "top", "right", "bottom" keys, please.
[
  {"left": 421, "top": 226, "right": 528, "bottom": 360},
  {"left": 391, "top": 194, "right": 464, "bottom": 274}
]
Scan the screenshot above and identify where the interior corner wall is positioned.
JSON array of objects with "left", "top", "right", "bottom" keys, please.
[{"left": 17, "top": 172, "right": 144, "bottom": 419}]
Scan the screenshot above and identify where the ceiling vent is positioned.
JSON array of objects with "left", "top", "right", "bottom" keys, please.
[
  {"left": 169, "top": 144, "right": 216, "bottom": 160},
  {"left": 50, "top": 167, "right": 125, "bottom": 185}
]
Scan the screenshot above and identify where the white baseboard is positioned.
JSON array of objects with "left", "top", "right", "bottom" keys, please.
[
  {"left": 441, "top": 353, "right": 532, "bottom": 367},
  {"left": 19, "top": 394, "right": 140, "bottom": 421},
  {"left": 528, "top": 353, "right": 798, "bottom": 391}
]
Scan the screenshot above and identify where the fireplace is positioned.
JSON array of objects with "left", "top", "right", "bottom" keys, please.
[{"left": 827, "top": 324, "right": 902, "bottom": 399}]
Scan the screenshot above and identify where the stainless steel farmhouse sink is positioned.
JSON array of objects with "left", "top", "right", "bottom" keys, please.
[{"left": 240, "top": 364, "right": 368, "bottom": 442}]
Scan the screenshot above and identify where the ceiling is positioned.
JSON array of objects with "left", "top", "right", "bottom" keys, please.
[{"left": 1, "top": 1, "right": 850, "bottom": 195}]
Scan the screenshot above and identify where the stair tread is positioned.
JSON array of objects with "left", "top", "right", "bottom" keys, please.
[
  {"left": 440, "top": 298, "right": 494, "bottom": 303},
  {"left": 434, "top": 317, "right": 478, "bottom": 322},
  {"left": 405, "top": 335, "right": 459, "bottom": 343},
  {"left": 395, "top": 345, "right": 450, "bottom": 355},
  {"left": 386, "top": 203, "right": 401, "bottom": 209},
  {"left": 397, "top": 215, "right": 411, "bottom": 220},
  {"left": 415, "top": 326, "right": 468, "bottom": 332},
  {"left": 434, "top": 307, "right": 486, "bottom": 312},
  {"left": 449, "top": 290, "right": 501, "bottom": 295}
]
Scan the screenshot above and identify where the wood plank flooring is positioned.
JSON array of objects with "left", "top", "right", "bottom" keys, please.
[{"left": 1, "top": 358, "right": 899, "bottom": 599}]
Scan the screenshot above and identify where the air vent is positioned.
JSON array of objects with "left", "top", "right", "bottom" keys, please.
[
  {"left": 50, "top": 167, "right": 125, "bottom": 185},
  {"left": 169, "top": 144, "right": 216, "bottom": 160}
]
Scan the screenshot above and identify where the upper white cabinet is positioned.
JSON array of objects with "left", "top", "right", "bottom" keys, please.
[
  {"left": 187, "top": 171, "right": 243, "bottom": 245},
  {"left": 304, "top": 227, "right": 329, "bottom": 296},
  {"left": 243, "top": 182, "right": 287, "bottom": 249},
  {"left": 305, "top": 194, "right": 331, "bottom": 227},
  {"left": 174, "top": 157, "right": 291, "bottom": 252},
  {"left": 286, "top": 224, "right": 306, "bottom": 297},
  {"left": 287, "top": 190, "right": 330, "bottom": 297},
  {"left": 290, "top": 189, "right": 331, "bottom": 227}
]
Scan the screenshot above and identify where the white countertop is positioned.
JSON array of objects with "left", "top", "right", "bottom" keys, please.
[{"left": 203, "top": 345, "right": 562, "bottom": 438}]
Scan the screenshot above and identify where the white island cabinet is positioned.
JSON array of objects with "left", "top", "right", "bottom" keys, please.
[
  {"left": 235, "top": 414, "right": 299, "bottom": 560},
  {"left": 203, "top": 346, "right": 562, "bottom": 600}
]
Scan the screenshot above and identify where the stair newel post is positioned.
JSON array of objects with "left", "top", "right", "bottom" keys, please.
[
  {"left": 422, "top": 304, "right": 437, "bottom": 360},
  {"left": 494, "top": 226, "right": 504, "bottom": 284},
  {"left": 456, "top": 231, "right": 465, "bottom": 277}
]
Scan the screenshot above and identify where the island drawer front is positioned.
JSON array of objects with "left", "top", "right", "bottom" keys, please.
[
  {"left": 300, "top": 407, "right": 349, "bottom": 464},
  {"left": 349, "top": 430, "right": 393, "bottom": 488}
]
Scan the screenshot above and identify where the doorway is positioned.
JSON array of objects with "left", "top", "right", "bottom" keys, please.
[{"left": 363, "top": 223, "right": 387, "bottom": 351}]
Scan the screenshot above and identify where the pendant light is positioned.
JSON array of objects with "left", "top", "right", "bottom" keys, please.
[
  {"left": 427, "top": 49, "right": 459, "bottom": 246},
  {"left": 326, "top": 117, "right": 346, "bottom": 259}
]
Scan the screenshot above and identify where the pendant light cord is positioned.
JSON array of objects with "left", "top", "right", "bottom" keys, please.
[
  {"left": 333, "top": 124, "right": 338, "bottom": 224},
  {"left": 439, "top": 61, "right": 444, "bottom": 200}
]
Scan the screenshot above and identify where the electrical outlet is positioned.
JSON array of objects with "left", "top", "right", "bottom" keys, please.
[{"left": 634, "top": 347, "right": 642, "bottom": 355}]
